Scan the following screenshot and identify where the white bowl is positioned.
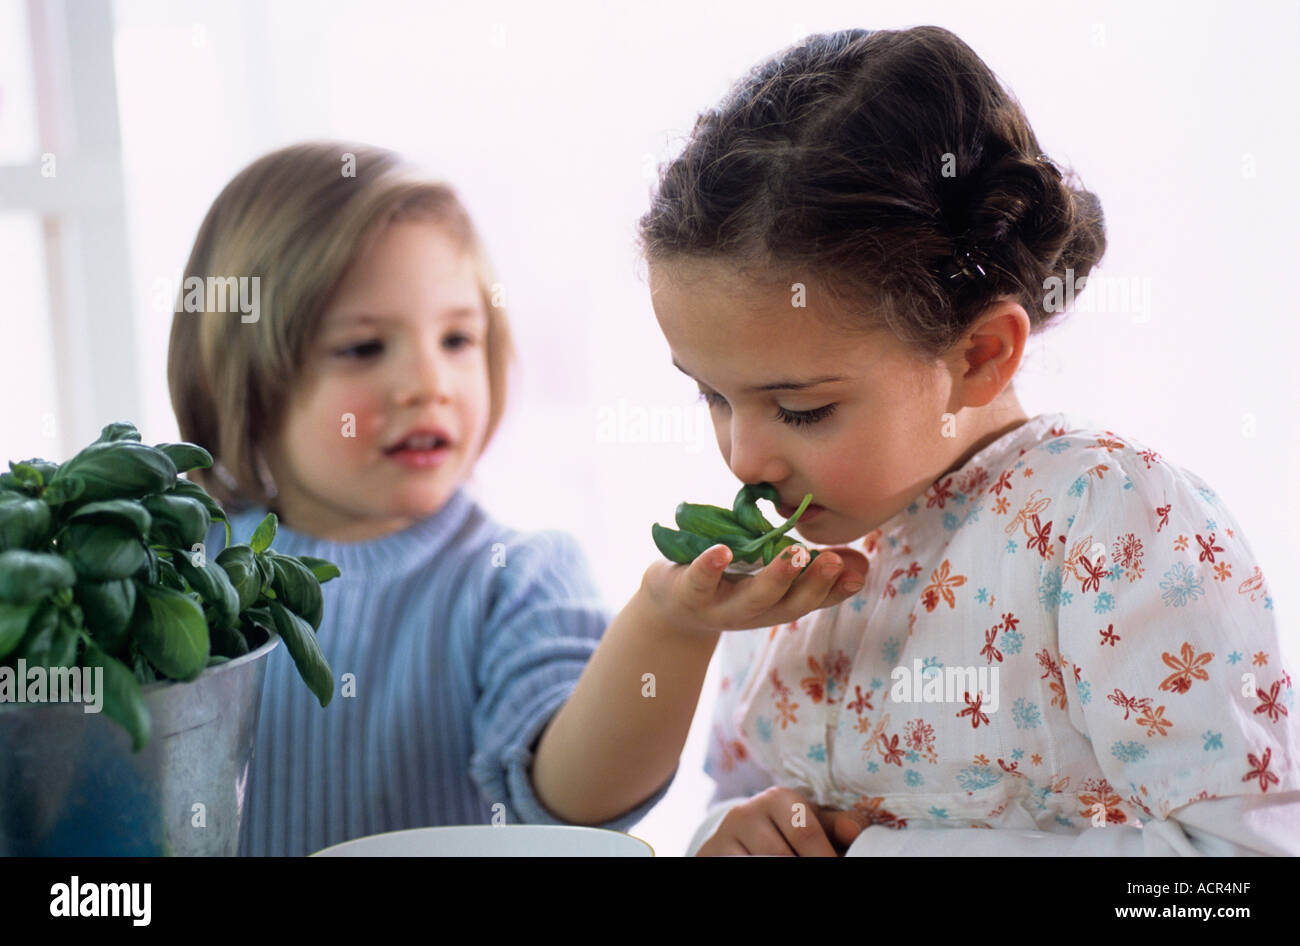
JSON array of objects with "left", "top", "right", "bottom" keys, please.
[{"left": 311, "top": 825, "right": 654, "bottom": 857}]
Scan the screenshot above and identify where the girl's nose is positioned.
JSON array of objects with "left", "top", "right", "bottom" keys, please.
[
  {"left": 396, "top": 343, "right": 451, "bottom": 407},
  {"left": 726, "top": 420, "right": 789, "bottom": 486}
]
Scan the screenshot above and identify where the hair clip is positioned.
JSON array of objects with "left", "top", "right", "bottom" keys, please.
[
  {"left": 942, "top": 246, "right": 987, "bottom": 286},
  {"left": 1035, "top": 153, "right": 1063, "bottom": 181}
]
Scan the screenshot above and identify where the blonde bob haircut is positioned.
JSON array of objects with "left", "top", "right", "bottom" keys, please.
[{"left": 167, "top": 141, "right": 515, "bottom": 513}]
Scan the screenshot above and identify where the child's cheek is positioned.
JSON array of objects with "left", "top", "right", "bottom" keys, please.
[{"left": 321, "top": 386, "right": 388, "bottom": 452}]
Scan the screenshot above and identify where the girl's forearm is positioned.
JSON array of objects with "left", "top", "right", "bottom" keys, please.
[{"left": 528, "top": 587, "right": 721, "bottom": 825}]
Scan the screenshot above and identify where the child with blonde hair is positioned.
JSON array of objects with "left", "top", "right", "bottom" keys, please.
[{"left": 169, "top": 142, "right": 682, "bottom": 855}]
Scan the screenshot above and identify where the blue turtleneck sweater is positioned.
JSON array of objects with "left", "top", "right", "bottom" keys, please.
[{"left": 204, "top": 486, "right": 671, "bottom": 856}]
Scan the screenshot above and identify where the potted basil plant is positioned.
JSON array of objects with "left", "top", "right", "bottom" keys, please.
[{"left": 0, "top": 421, "right": 338, "bottom": 855}]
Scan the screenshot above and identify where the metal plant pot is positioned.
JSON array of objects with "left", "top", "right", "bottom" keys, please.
[{"left": 0, "top": 634, "right": 278, "bottom": 856}]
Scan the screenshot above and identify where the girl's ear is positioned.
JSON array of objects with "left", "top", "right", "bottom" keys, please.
[{"left": 954, "top": 299, "right": 1029, "bottom": 398}]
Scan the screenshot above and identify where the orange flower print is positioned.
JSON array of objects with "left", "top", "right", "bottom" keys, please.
[
  {"left": 1158, "top": 642, "right": 1213, "bottom": 694},
  {"left": 774, "top": 692, "right": 799, "bottom": 729},
  {"left": 920, "top": 560, "right": 967, "bottom": 612},
  {"left": 993, "top": 496, "right": 1010, "bottom": 515},
  {"left": 1173, "top": 534, "right": 1188, "bottom": 552},
  {"left": 1062, "top": 536, "right": 1104, "bottom": 590},
  {"left": 1136, "top": 703, "right": 1173, "bottom": 737},
  {"left": 1238, "top": 566, "right": 1268, "bottom": 602},
  {"left": 861, "top": 529, "right": 882, "bottom": 555},
  {"left": 1213, "top": 561, "right": 1232, "bottom": 582},
  {"left": 852, "top": 796, "right": 907, "bottom": 830},
  {"left": 1078, "top": 777, "right": 1127, "bottom": 825},
  {"left": 1037, "top": 649, "right": 1068, "bottom": 710},
  {"left": 711, "top": 726, "right": 750, "bottom": 773},
  {"left": 800, "top": 651, "right": 851, "bottom": 705}
]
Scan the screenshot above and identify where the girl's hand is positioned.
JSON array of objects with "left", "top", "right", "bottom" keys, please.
[
  {"left": 696, "top": 787, "right": 858, "bottom": 856},
  {"left": 640, "top": 541, "right": 868, "bottom": 635}
]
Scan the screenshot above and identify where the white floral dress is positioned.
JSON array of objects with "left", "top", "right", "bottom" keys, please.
[{"left": 692, "top": 411, "right": 1299, "bottom": 855}]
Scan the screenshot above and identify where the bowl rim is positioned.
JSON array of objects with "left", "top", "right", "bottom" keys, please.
[{"left": 311, "top": 824, "right": 656, "bottom": 857}]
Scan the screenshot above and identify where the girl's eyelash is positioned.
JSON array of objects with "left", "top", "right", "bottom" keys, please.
[
  {"left": 335, "top": 332, "right": 476, "bottom": 359},
  {"left": 776, "top": 402, "right": 838, "bottom": 427},
  {"left": 697, "top": 389, "right": 837, "bottom": 428},
  {"left": 336, "top": 339, "right": 383, "bottom": 359}
]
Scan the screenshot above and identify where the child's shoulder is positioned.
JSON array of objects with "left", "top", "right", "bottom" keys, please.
[{"left": 1011, "top": 412, "right": 1217, "bottom": 502}]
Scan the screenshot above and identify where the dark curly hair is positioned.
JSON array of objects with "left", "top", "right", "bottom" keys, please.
[{"left": 637, "top": 26, "right": 1107, "bottom": 360}]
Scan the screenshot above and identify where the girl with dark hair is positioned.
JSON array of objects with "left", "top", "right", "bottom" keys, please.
[{"left": 630, "top": 27, "right": 1297, "bottom": 855}]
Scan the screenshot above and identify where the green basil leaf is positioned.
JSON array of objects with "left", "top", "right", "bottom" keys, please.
[
  {"left": 174, "top": 552, "right": 240, "bottom": 629},
  {"left": 58, "top": 521, "right": 148, "bottom": 582},
  {"left": 295, "top": 555, "right": 341, "bottom": 584},
  {"left": 95, "top": 422, "right": 143, "bottom": 444},
  {"left": 20, "top": 601, "right": 79, "bottom": 670},
  {"left": 674, "top": 502, "right": 753, "bottom": 541},
  {"left": 84, "top": 639, "right": 151, "bottom": 752},
  {"left": 268, "top": 552, "right": 323, "bottom": 630},
  {"left": 49, "top": 440, "right": 177, "bottom": 504},
  {"left": 650, "top": 523, "right": 715, "bottom": 565},
  {"left": 268, "top": 599, "right": 333, "bottom": 707},
  {"left": 0, "top": 549, "right": 77, "bottom": 604},
  {"left": 216, "top": 545, "right": 260, "bottom": 613},
  {"left": 132, "top": 584, "right": 210, "bottom": 681},
  {"left": 249, "top": 512, "right": 277, "bottom": 554},
  {"left": 141, "top": 493, "right": 210, "bottom": 548},
  {"left": 135, "top": 545, "right": 159, "bottom": 585},
  {"left": 169, "top": 478, "right": 228, "bottom": 529},
  {"left": 208, "top": 620, "right": 250, "bottom": 659},
  {"left": 40, "top": 475, "right": 84, "bottom": 507},
  {"left": 255, "top": 552, "right": 274, "bottom": 596},
  {"left": 7, "top": 461, "right": 45, "bottom": 492},
  {"left": 74, "top": 578, "right": 136, "bottom": 657},
  {"left": 8, "top": 458, "right": 59, "bottom": 488},
  {"left": 0, "top": 600, "right": 39, "bottom": 660},
  {"left": 156, "top": 555, "right": 186, "bottom": 591},
  {"left": 0, "top": 495, "right": 52, "bottom": 550},
  {"left": 68, "top": 499, "right": 152, "bottom": 538},
  {"left": 153, "top": 442, "right": 213, "bottom": 474}
]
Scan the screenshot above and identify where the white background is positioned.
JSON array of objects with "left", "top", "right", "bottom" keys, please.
[{"left": 4, "top": 0, "right": 1298, "bottom": 855}]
